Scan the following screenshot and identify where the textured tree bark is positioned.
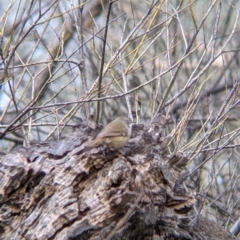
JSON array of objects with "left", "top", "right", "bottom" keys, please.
[{"left": 0, "top": 116, "right": 237, "bottom": 240}]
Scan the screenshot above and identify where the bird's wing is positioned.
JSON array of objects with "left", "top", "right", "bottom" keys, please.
[
  {"left": 99, "top": 132, "right": 125, "bottom": 138},
  {"left": 97, "top": 125, "right": 126, "bottom": 138}
]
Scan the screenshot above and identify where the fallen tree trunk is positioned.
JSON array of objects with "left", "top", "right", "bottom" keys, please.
[{"left": 0, "top": 116, "right": 237, "bottom": 240}]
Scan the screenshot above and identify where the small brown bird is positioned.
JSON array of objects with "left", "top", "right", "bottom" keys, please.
[{"left": 87, "top": 117, "right": 132, "bottom": 150}]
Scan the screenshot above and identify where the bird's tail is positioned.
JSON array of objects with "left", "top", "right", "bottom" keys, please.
[{"left": 86, "top": 138, "right": 102, "bottom": 148}]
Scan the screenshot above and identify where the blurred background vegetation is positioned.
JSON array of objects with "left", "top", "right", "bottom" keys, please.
[{"left": 0, "top": 0, "right": 240, "bottom": 235}]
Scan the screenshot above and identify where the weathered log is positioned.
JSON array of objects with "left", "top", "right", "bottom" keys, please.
[{"left": 0, "top": 117, "right": 237, "bottom": 240}]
